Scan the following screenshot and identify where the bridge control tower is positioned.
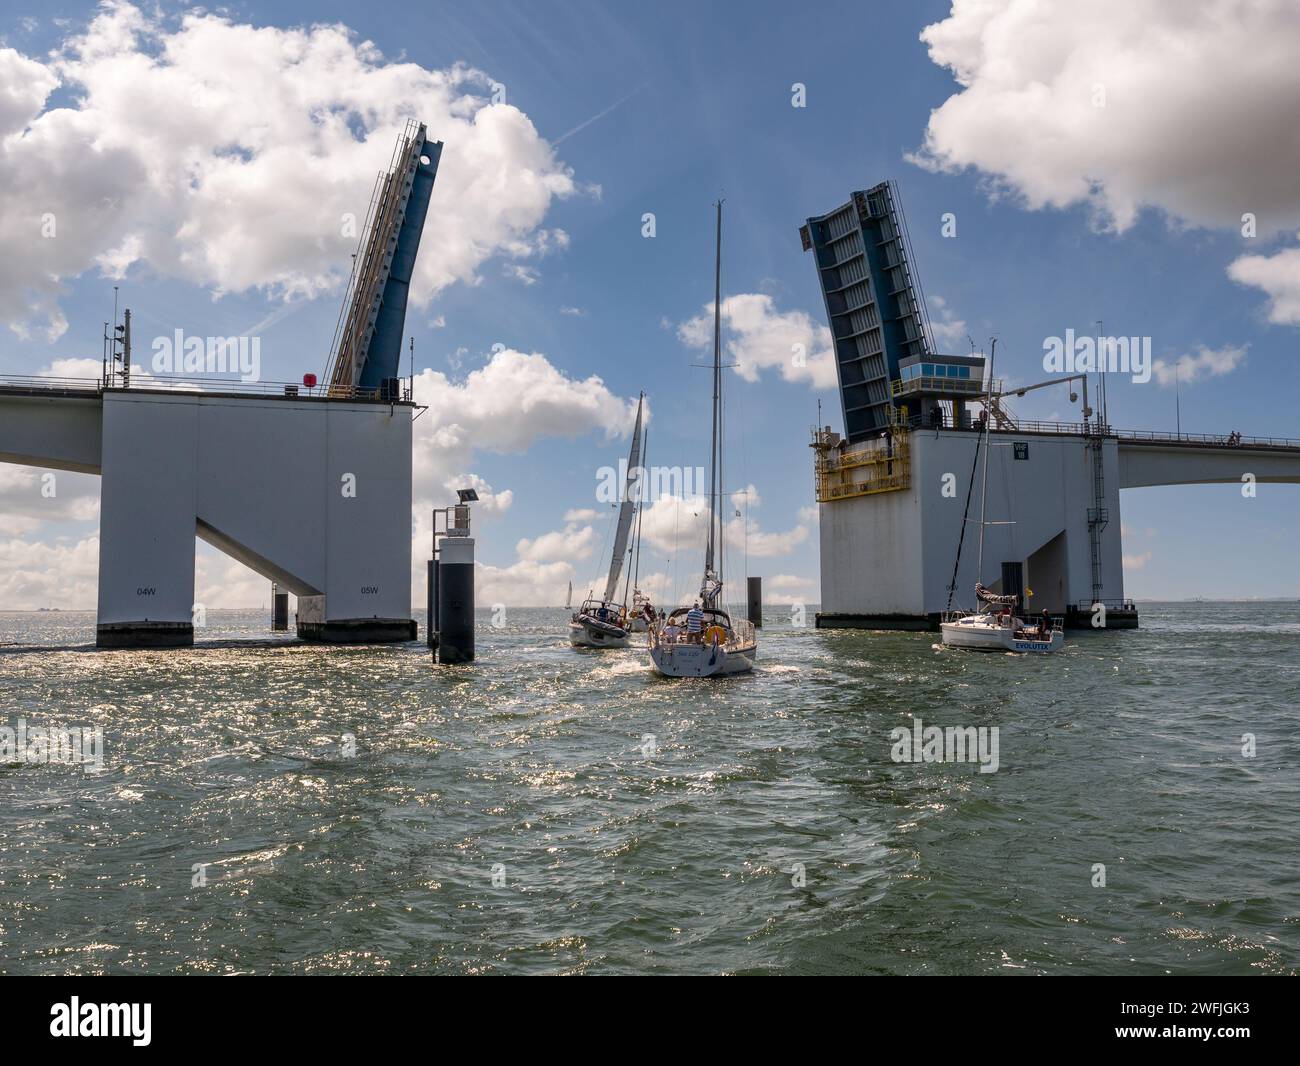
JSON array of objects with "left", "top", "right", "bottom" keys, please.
[{"left": 801, "top": 183, "right": 1300, "bottom": 630}]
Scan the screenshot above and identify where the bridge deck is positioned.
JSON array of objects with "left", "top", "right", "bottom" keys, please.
[
  {"left": 902, "top": 410, "right": 1300, "bottom": 450},
  {"left": 0, "top": 374, "right": 415, "bottom": 405},
  {"left": 997, "top": 419, "right": 1300, "bottom": 453}
]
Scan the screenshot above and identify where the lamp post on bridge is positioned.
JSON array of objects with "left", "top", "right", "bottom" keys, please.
[{"left": 1175, "top": 357, "right": 1182, "bottom": 441}]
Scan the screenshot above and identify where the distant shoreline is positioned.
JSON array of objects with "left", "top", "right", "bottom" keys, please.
[{"left": 3, "top": 597, "right": 1299, "bottom": 614}]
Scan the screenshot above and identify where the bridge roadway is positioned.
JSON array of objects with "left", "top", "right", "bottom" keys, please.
[{"left": 979, "top": 419, "right": 1300, "bottom": 487}]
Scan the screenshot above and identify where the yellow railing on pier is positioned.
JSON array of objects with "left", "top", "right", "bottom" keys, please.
[{"left": 810, "top": 421, "right": 911, "bottom": 502}]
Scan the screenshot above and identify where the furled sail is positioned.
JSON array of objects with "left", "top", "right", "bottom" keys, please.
[
  {"left": 603, "top": 394, "right": 645, "bottom": 602},
  {"left": 975, "top": 582, "right": 1018, "bottom": 606}
]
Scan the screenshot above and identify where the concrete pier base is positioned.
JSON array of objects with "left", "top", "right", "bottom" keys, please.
[
  {"left": 297, "top": 618, "right": 417, "bottom": 643},
  {"left": 815, "top": 607, "right": 1140, "bottom": 632},
  {"left": 96, "top": 621, "right": 194, "bottom": 648},
  {"left": 1063, "top": 605, "right": 1140, "bottom": 630},
  {"left": 815, "top": 612, "right": 936, "bottom": 632}
]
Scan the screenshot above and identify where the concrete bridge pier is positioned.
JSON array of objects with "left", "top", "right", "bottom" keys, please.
[
  {"left": 96, "top": 397, "right": 200, "bottom": 647},
  {"left": 0, "top": 386, "right": 418, "bottom": 649}
]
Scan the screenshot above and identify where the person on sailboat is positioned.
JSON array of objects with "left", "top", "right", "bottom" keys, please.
[{"left": 686, "top": 602, "right": 704, "bottom": 642}]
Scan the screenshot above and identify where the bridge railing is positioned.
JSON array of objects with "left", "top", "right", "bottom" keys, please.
[
  {"left": 0, "top": 373, "right": 413, "bottom": 403},
  {"left": 0, "top": 374, "right": 103, "bottom": 395},
  {"left": 1109, "top": 428, "right": 1300, "bottom": 449},
  {"left": 902, "top": 410, "right": 1300, "bottom": 450}
]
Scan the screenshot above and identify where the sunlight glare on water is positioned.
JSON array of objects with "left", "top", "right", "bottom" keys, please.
[{"left": 0, "top": 602, "right": 1296, "bottom": 975}]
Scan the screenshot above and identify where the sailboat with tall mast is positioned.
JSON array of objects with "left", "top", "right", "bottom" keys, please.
[
  {"left": 569, "top": 393, "right": 646, "bottom": 648},
  {"left": 623, "top": 431, "right": 656, "bottom": 633},
  {"left": 648, "top": 201, "right": 757, "bottom": 677},
  {"left": 940, "top": 340, "right": 1063, "bottom": 653}
]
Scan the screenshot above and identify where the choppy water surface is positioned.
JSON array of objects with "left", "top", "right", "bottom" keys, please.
[{"left": 1, "top": 602, "right": 1296, "bottom": 975}]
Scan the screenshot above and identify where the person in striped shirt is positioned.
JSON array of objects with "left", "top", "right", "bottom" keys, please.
[{"left": 685, "top": 603, "right": 705, "bottom": 641}]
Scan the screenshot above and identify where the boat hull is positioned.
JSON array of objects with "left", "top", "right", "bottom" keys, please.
[
  {"left": 649, "top": 640, "right": 755, "bottom": 677},
  {"left": 940, "top": 616, "right": 1063, "bottom": 653},
  {"left": 568, "top": 620, "right": 630, "bottom": 649}
]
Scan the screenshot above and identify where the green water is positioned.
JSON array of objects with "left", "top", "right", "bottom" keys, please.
[{"left": 0, "top": 602, "right": 1296, "bottom": 975}]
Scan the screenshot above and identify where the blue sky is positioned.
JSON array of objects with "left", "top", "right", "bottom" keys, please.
[{"left": 2, "top": 0, "right": 1298, "bottom": 607}]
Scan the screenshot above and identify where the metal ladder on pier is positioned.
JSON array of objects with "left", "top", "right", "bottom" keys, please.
[{"left": 1086, "top": 423, "right": 1110, "bottom": 603}]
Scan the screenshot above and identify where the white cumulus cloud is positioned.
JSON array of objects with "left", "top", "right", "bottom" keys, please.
[
  {"left": 1227, "top": 245, "right": 1300, "bottom": 325},
  {"left": 405, "top": 346, "right": 642, "bottom": 604},
  {"left": 910, "top": 0, "right": 1300, "bottom": 235},
  {"left": 1151, "top": 344, "right": 1247, "bottom": 387},
  {"left": 635, "top": 489, "right": 811, "bottom": 562},
  {"left": 0, "top": 2, "right": 579, "bottom": 339},
  {"left": 678, "top": 294, "right": 837, "bottom": 389}
]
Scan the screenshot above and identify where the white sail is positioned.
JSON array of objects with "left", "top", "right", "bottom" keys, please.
[{"left": 603, "top": 394, "right": 644, "bottom": 603}]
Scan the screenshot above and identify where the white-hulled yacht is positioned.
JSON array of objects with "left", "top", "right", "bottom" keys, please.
[
  {"left": 940, "top": 339, "right": 1063, "bottom": 654},
  {"left": 648, "top": 201, "right": 756, "bottom": 677}
]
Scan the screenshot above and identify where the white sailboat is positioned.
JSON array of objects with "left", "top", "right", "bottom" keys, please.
[
  {"left": 569, "top": 393, "right": 645, "bottom": 649},
  {"left": 565, "top": 581, "right": 572, "bottom": 610},
  {"left": 626, "top": 588, "right": 653, "bottom": 633},
  {"left": 940, "top": 340, "right": 1063, "bottom": 654},
  {"left": 649, "top": 201, "right": 757, "bottom": 678}
]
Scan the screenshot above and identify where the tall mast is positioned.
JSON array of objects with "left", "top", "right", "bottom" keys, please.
[
  {"left": 626, "top": 424, "right": 647, "bottom": 606},
  {"left": 976, "top": 337, "right": 997, "bottom": 581},
  {"left": 704, "top": 200, "right": 723, "bottom": 602}
]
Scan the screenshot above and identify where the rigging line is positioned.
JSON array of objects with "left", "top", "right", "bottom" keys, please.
[
  {"left": 705, "top": 198, "right": 723, "bottom": 595},
  {"left": 945, "top": 417, "right": 986, "bottom": 614},
  {"left": 735, "top": 351, "right": 750, "bottom": 585},
  {"left": 621, "top": 422, "right": 643, "bottom": 610},
  {"left": 720, "top": 342, "right": 727, "bottom": 593},
  {"left": 976, "top": 339, "right": 998, "bottom": 583},
  {"left": 631, "top": 425, "right": 647, "bottom": 595},
  {"left": 621, "top": 536, "right": 634, "bottom": 609},
  {"left": 670, "top": 473, "right": 682, "bottom": 607},
  {"left": 590, "top": 495, "right": 617, "bottom": 599},
  {"left": 1003, "top": 439, "right": 1017, "bottom": 563}
]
